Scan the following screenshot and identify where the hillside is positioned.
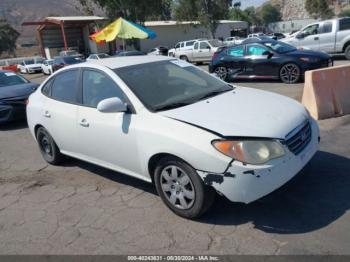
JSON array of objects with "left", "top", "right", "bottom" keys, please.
[{"left": 0, "top": 0, "right": 103, "bottom": 45}]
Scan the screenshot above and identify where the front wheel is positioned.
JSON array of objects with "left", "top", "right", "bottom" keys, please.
[
  {"left": 279, "top": 63, "right": 301, "bottom": 84},
  {"left": 36, "top": 127, "right": 63, "bottom": 165},
  {"left": 154, "top": 157, "right": 215, "bottom": 219},
  {"left": 179, "top": 55, "right": 189, "bottom": 62}
]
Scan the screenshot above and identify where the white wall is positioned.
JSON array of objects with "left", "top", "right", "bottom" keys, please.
[{"left": 139, "top": 22, "right": 248, "bottom": 52}]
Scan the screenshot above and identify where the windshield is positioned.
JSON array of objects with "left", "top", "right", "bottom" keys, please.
[
  {"left": 63, "top": 57, "right": 80, "bottom": 64},
  {"left": 66, "top": 51, "right": 78, "bottom": 56},
  {"left": 264, "top": 41, "right": 296, "bottom": 53},
  {"left": 35, "top": 58, "right": 44, "bottom": 63},
  {"left": 115, "top": 60, "right": 233, "bottom": 111},
  {"left": 0, "top": 72, "right": 28, "bottom": 87},
  {"left": 208, "top": 39, "right": 222, "bottom": 47},
  {"left": 24, "top": 60, "right": 34, "bottom": 65}
]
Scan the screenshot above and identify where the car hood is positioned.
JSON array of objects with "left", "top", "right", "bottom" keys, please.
[
  {"left": 287, "top": 49, "right": 330, "bottom": 59},
  {"left": 160, "top": 87, "right": 308, "bottom": 139},
  {"left": 0, "top": 83, "right": 39, "bottom": 100}
]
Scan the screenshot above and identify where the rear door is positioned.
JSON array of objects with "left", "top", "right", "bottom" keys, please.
[
  {"left": 221, "top": 45, "right": 246, "bottom": 78},
  {"left": 42, "top": 69, "right": 80, "bottom": 154},
  {"left": 318, "top": 21, "right": 335, "bottom": 53}
]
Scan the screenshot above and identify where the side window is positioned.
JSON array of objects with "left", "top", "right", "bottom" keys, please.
[
  {"left": 339, "top": 18, "right": 350, "bottom": 31},
  {"left": 82, "top": 70, "right": 125, "bottom": 108},
  {"left": 227, "top": 46, "right": 244, "bottom": 57},
  {"left": 320, "top": 22, "right": 333, "bottom": 34},
  {"left": 302, "top": 24, "right": 319, "bottom": 36},
  {"left": 194, "top": 42, "right": 199, "bottom": 49},
  {"left": 181, "top": 43, "right": 185, "bottom": 48},
  {"left": 186, "top": 41, "right": 195, "bottom": 46},
  {"left": 51, "top": 70, "right": 79, "bottom": 103},
  {"left": 199, "top": 42, "right": 210, "bottom": 49},
  {"left": 175, "top": 43, "right": 180, "bottom": 49},
  {"left": 41, "top": 78, "right": 53, "bottom": 96},
  {"left": 247, "top": 44, "right": 269, "bottom": 56}
]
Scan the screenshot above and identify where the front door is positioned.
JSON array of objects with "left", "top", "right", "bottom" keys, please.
[
  {"left": 297, "top": 23, "right": 320, "bottom": 51},
  {"left": 76, "top": 69, "right": 140, "bottom": 175}
]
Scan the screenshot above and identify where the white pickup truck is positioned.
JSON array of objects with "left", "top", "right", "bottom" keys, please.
[
  {"left": 282, "top": 17, "right": 350, "bottom": 60},
  {"left": 174, "top": 39, "right": 222, "bottom": 63}
]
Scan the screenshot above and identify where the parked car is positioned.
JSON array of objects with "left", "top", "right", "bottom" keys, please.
[
  {"left": 168, "top": 39, "right": 206, "bottom": 57},
  {"left": 175, "top": 39, "right": 223, "bottom": 63},
  {"left": 0, "top": 70, "right": 38, "bottom": 123},
  {"left": 209, "top": 39, "right": 333, "bottom": 84},
  {"left": 282, "top": 17, "right": 350, "bottom": 60},
  {"left": 42, "top": 59, "right": 54, "bottom": 75},
  {"left": 268, "top": 32, "right": 286, "bottom": 40},
  {"left": 248, "top": 33, "right": 266, "bottom": 38},
  {"left": 114, "top": 51, "right": 145, "bottom": 56},
  {"left": 17, "top": 58, "right": 44, "bottom": 74},
  {"left": 27, "top": 56, "right": 319, "bottom": 218},
  {"left": 52, "top": 56, "right": 81, "bottom": 72},
  {"left": 223, "top": 36, "right": 245, "bottom": 46},
  {"left": 148, "top": 46, "right": 169, "bottom": 56},
  {"left": 59, "top": 50, "right": 85, "bottom": 61},
  {"left": 86, "top": 53, "right": 110, "bottom": 61}
]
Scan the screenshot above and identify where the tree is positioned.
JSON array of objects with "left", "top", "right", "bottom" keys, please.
[
  {"left": 259, "top": 3, "right": 282, "bottom": 26},
  {"left": 338, "top": 9, "right": 350, "bottom": 17},
  {"left": 79, "top": 0, "right": 172, "bottom": 23},
  {"left": 175, "top": 0, "right": 232, "bottom": 38},
  {"left": 0, "top": 21, "right": 19, "bottom": 57},
  {"left": 305, "top": 0, "right": 334, "bottom": 19},
  {"left": 244, "top": 6, "right": 260, "bottom": 26}
]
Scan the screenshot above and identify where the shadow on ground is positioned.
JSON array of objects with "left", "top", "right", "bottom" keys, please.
[
  {"left": 0, "top": 120, "right": 28, "bottom": 131},
  {"left": 61, "top": 150, "right": 350, "bottom": 235}
]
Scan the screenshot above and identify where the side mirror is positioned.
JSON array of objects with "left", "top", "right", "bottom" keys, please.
[
  {"left": 207, "top": 46, "right": 211, "bottom": 50},
  {"left": 263, "top": 51, "right": 273, "bottom": 59},
  {"left": 97, "top": 97, "right": 127, "bottom": 113},
  {"left": 296, "top": 32, "right": 304, "bottom": 39}
]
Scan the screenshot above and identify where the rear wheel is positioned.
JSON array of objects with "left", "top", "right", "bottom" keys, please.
[
  {"left": 214, "top": 66, "right": 228, "bottom": 81},
  {"left": 345, "top": 45, "right": 350, "bottom": 60},
  {"left": 36, "top": 127, "right": 63, "bottom": 165},
  {"left": 154, "top": 157, "right": 215, "bottom": 219},
  {"left": 279, "top": 63, "right": 301, "bottom": 84}
]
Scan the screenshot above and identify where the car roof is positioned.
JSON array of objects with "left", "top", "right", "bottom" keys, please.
[
  {"left": 0, "top": 70, "right": 13, "bottom": 73},
  {"left": 85, "top": 55, "right": 173, "bottom": 69}
]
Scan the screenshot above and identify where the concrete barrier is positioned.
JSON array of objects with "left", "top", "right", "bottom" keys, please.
[{"left": 302, "top": 64, "right": 350, "bottom": 120}]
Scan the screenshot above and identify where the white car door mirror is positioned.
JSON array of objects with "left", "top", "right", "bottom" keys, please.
[{"left": 97, "top": 97, "right": 127, "bottom": 113}]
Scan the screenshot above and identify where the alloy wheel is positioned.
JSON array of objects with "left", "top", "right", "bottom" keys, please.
[
  {"left": 40, "top": 134, "right": 53, "bottom": 158},
  {"left": 214, "top": 66, "right": 227, "bottom": 80},
  {"left": 280, "top": 63, "right": 300, "bottom": 84},
  {"left": 160, "top": 165, "right": 195, "bottom": 210}
]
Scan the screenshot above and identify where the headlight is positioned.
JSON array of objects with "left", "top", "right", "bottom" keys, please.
[
  {"left": 299, "top": 57, "right": 319, "bottom": 63},
  {"left": 212, "top": 140, "right": 285, "bottom": 165}
]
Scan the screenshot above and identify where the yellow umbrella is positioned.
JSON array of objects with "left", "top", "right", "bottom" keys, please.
[{"left": 92, "top": 17, "right": 156, "bottom": 43}]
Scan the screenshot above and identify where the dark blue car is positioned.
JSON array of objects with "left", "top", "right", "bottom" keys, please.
[
  {"left": 0, "top": 70, "right": 38, "bottom": 123},
  {"left": 209, "top": 39, "right": 333, "bottom": 84}
]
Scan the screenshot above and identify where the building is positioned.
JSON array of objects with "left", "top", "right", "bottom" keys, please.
[
  {"left": 268, "top": 18, "right": 318, "bottom": 34},
  {"left": 137, "top": 20, "right": 249, "bottom": 52},
  {"left": 22, "top": 16, "right": 108, "bottom": 59}
]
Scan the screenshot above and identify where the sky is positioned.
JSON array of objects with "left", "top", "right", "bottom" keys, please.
[{"left": 239, "top": 0, "right": 268, "bottom": 9}]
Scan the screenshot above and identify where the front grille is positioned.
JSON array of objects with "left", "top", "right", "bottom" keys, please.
[{"left": 285, "top": 120, "right": 312, "bottom": 155}]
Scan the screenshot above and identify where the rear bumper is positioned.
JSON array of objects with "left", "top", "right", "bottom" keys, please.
[{"left": 197, "top": 118, "right": 320, "bottom": 204}]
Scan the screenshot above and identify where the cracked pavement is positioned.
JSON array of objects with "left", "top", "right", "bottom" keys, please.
[{"left": 0, "top": 64, "right": 350, "bottom": 254}]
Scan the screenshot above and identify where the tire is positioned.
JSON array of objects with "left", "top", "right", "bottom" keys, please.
[
  {"left": 179, "top": 55, "right": 189, "bottom": 62},
  {"left": 154, "top": 156, "right": 216, "bottom": 219},
  {"left": 345, "top": 45, "right": 350, "bottom": 60},
  {"left": 279, "top": 63, "right": 301, "bottom": 84},
  {"left": 214, "top": 66, "right": 228, "bottom": 81},
  {"left": 36, "top": 127, "right": 63, "bottom": 165}
]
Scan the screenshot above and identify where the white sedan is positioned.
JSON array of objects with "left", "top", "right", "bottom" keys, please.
[
  {"left": 18, "top": 58, "right": 44, "bottom": 74},
  {"left": 26, "top": 56, "right": 319, "bottom": 218},
  {"left": 41, "top": 59, "right": 54, "bottom": 75},
  {"left": 86, "top": 53, "right": 110, "bottom": 61}
]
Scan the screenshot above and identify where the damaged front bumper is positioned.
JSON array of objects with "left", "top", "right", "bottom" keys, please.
[{"left": 197, "top": 119, "right": 320, "bottom": 204}]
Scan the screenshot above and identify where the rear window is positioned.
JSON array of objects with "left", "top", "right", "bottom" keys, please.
[
  {"left": 339, "top": 18, "right": 350, "bottom": 31},
  {"left": 320, "top": 22, "right": 333, "bottom": 33},
  {"left": 0, "top": 72, "right": 28, "bottom": 87}
]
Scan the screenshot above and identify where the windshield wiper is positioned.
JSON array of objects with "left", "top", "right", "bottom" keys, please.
[{"left": 155, "top": 101, "right": 193, "bottom": 111}]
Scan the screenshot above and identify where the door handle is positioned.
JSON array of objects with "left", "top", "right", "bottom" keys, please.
[
  {"left": 44, "top": 111, "right": 51, "bottom": 118},
  {"left": 79, "top": 119, "right": 89, "bottom": 127},
  {"left": 314, "top": 37, "right": 319, "bottom": 40}
]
